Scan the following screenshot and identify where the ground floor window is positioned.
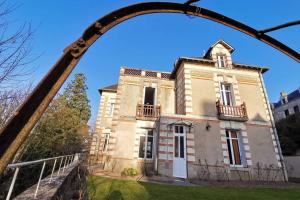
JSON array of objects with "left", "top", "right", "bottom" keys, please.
[
  {"left": 138, "top": 130, "right": 154, "bottom": 159},
  {"left": 103, "top": 133, "right": 110, "bottom": 152},
  {"left": 226, "top": 130, "right": 243, "bottom": 166}
]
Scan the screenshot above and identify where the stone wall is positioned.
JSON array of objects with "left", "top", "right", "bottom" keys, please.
[
  {"left": 14, "top": 164, "right": 88, "bottom": 200},
  {"left": 284, "top": 156, "right": 300, "bottom": 179}
]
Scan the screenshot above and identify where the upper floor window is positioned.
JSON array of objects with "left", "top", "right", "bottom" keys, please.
[
  {"left": 220, "top": 83, "right": 233, "bottom": 106},
  {"left": 226, "top": 130, "right": 243, "bottom": 166},
  {"left": 109, "top": 103, "right": 115, "bottom": 117},
  {"left": 294, "top": 105, "right": 300, "bottom": 114},
  {"left": 103, "top": 133, "right": 110, "bottom": 152},
  {"left": 144, "top": 87, "right": 156, "bottom": 105},
  {"left": 138, "top": 130, "right": 154, "bottom": 159},
  {"left": 282, "top": 98, "right": 288, "bottom": 104},
  {"left": 217, "top": 54, "right": 227, "bottom": 68}
]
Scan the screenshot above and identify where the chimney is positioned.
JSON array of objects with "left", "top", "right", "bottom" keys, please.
[{"left": 280, "top": 91, "right": 287, "bottom": 97}]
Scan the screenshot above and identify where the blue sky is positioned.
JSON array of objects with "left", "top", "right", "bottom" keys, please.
[{"left": 11, "top": 0, "right": 300, "bottom": 123}]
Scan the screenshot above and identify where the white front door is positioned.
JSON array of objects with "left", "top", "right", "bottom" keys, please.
[{"left": 173, "top": 125, "right": 187, "bottom": 178}]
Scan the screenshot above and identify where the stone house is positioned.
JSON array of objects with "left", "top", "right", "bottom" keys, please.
[
  {"left": 90, "top": 40, "right": 287, "bottom": 181},
  {"left": 271, "top": 88, "right": 300, "bottom": 121}
]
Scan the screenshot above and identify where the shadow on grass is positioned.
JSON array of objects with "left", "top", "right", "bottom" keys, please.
[
  {"left": 87, "top": 176, "right": 300, "bottom": 200},
  {"left": 87, "top": 176, "right": 149, "bottom": 200}
]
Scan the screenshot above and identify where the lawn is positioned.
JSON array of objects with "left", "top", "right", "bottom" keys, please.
[{"left": 87, "top": 176, "right": 300, "bottom": 200}]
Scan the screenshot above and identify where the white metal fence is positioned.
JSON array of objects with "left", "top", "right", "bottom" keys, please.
[{"left": 4, "top": 154, "right": 79, "bottom": 200}]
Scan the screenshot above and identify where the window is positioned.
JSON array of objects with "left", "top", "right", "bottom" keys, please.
[
  {"left": 284, "top": 109, "right": 289, "bottom": 117},
  {"left": 217, "top": 54, "right": 227, "bottom": 68},
  {"left": 103, "top": 133, "right": 110, "bottom": 152},
  {"left": 109, "top": 103, "right": 115, "bottom": 117},
  {"left": 144, "top": 87, "right": 155, "bottom": 105},
  {"left": 220, "top": 83, "right": 233, "bottom": 106},
  {"left": 138, "top": 130, "right": 154, "bottom": 159},
  {"left": 282, "top": 98, "right": 287, "bottom": 104},
  {"left": 174, "top": 125, "right": 185, "bottom": 158},
  {"left": 226, "top": 130, "right": 243, "bottom": 166},
  {"left": 294, "top": 105, "right": 299, "bottom": 114}
]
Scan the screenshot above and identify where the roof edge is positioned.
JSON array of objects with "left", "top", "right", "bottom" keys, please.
[{"left": 98, "top": 84, "right": 118, "bottom": 95}]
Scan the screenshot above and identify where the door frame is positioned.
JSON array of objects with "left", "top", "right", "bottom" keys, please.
[
  {"left": 143, "top": 86, "right": 157, "bottom": 105},
  {"left": 172, "top": 125, "right": 187, "bottom": 178}
]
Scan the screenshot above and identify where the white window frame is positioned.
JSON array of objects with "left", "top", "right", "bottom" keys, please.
[
  {"left": 217, "top": 54, "right": 227, "bottom": 68},
  {"left": 138, "top": 130, "right": 154, "bottom": 159},
  {"left": 109, "top": 103, "right": 115, "bottom": 117},
  {"left": 225, "top": 130, "right": 244, "bottom": 167},
  {"left": 220, "top": 83, "right": 233, "bottom": 106},
  {"left": 281, "top": 97, "right": 288, "bottom": 104},
  {"left": 173, "top": 125, "right": 186, "bottom": 159}
]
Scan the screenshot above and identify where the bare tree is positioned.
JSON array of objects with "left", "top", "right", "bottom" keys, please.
[
  {"left": 0, "top": 87, "right": 31, "bottom": 128},
  {"left": 0, "top": 1, "right": 35, "bottom": 128},
  {"left": 0, "top": 0, "right": 34, "bottom": 88}
]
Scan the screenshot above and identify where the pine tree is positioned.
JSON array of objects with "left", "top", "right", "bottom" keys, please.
[
  {"left": 62, "top": 73, "right": 91, "bottom": 123},
  {"left": 18, "top": 73, "right": 91, "bottom": 161}
]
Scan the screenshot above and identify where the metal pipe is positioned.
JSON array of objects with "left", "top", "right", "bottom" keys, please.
[
  {"left": 34, "top": 161, "right": 46, "bottom": 198},
  {"left": 63, "top": 156, "right": 68, "bottom": 172},
  {"left": 4, "top": 154, "right": 79, "bottom": 199},
  {"left": 70, "top": 155, "right": 75, "bottom": 165},
  {"left": 259, "top": 20, "right": 300, "bottom": 34},
  {"left": 67, "top": 155, "right": 71, "bottom": 166},
  {"left": 57, "top": 157, "right": 64, "bottom": 175},
  {"left": 49, "top": 158, "right": 57, "bottom": 183},
  {"left": 7, "top": 154, "right": 72, "bottom": 168},
  {"left": 6, "top": 167, "right": 19, "bottom": 200}
]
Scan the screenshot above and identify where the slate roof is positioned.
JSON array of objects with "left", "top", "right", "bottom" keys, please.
[
  {"left": 171, "top": 57, "right": 268, "bottom": 78},
  {"left": 98, "top": 84, "right": 118, "bottom": 94},
  {"left": 273, "top": 88, "right": 300, "bottom": 108}
]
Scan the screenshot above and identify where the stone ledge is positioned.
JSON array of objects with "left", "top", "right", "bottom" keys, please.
[{"left": 14, "top": 163, "right": 87, "bottom": 200}]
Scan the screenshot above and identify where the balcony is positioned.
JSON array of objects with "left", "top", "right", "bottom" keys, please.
[
  {"left": 136, "top": 104, "right": 160, "bottom": 120},
  {"left": 216, "top": 100, "right": 248, "bottom": 122}
]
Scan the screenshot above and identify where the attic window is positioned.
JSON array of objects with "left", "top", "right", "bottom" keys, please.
[
  {"left": 217, "top": 54, "right": 227, "bottom": 68},
  {"left": 281, "top": 97, "right": 288, "bottom": 104}
]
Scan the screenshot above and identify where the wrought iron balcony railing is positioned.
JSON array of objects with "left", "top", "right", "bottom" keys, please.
[
  {"left": 136, "top": 104, "right": 160, "bottom": 119},
  {"left": 216, "top": 100, "right": 248, "bottom": 122}
]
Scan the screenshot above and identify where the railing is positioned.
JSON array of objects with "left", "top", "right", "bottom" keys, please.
[
  {"left": 136, "top": 104, "right": 160, "bottom": 119},
  {"left": 216, "top": 100, "right": 248, "bottom": 121},
  {"left": 4, "top": 154, "right": 79, "bottom": 200}
]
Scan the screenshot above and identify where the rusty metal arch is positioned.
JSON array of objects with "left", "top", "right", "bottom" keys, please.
[{"left": 0, "top": 2, "right": 299, "bottom": 173}]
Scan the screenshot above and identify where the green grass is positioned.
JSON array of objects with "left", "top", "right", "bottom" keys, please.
[{"left": 87, "top": 176, "right": 300, "bottom": 200}]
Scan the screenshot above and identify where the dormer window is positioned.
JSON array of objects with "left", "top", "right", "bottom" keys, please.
[
  {"left": 217, "top": 54, "right": 227, "bottom": 68},
  {"left": 282, "top": 98, "right": 286, "bottom": 104}
]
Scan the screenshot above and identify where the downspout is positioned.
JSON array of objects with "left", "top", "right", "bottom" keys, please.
[
  {"left": 155, "top": 117, "right": 161, "bottom": 173},
  {"left": 258, "top": 69, "right": 288, "bottom": 181}
]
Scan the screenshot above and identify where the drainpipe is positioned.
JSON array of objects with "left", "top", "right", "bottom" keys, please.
[
  {"left": 155, "top": 117, "right": 161, "bottom": 173},
  {"left": 258, "top": 69, "right": 288, "bottom": 181}
]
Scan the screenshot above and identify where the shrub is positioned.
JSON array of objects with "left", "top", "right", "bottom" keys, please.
[{"left": 121, "top": 168, "right": 138, "bottom": 176}]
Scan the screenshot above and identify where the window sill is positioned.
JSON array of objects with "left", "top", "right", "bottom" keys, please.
[
  {"left": 138, "top": 158, "right": 153, "bottom": 160},
  {"left": 229, "top": 166, "right": 249, "bottom": 171},
  {"left": 137, "top": 158, "right": 154, "bottom": 161}
]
